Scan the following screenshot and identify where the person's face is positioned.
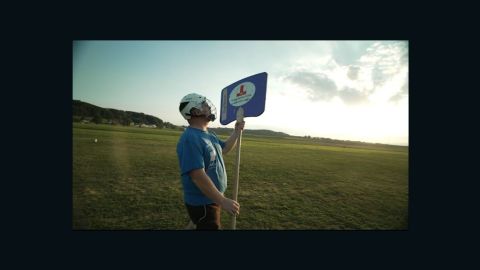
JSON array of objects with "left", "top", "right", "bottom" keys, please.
[
  {"left": 189, "top": 97, "right": 216, "bottom": 122},
  {"left": 197, "top": 102, "right": 208, "bottom": 115},
  {"left": 198, "top": 99, "right": 217, "bottom": 121},
  {"left": 191, "top": 103, "right": 209, "bottom": 117}
]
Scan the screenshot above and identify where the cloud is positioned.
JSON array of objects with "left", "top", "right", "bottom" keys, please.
[
  {"left": 332, "top": 41, "right": 376, "bottom": 66},
  {"left": 338, "top": 87, "right": 369, "bottom": 105},
  {"left": 282, "top": 41, "right": 408, "bottom": 105},
  {"left": 399, "top": 41, "right": 409, "bottom": 67},
  {"left": 389, "top": 92, "right": 404, "bottom": 103},
  {"left": 347, "top": 65, "right": 360, "bottom": 80},
  {"left": 286, "top": 71, "right": 337, "bottom": 101},
  {"left": 285, "top": 71, "right": 368, "bottom": 105},
  {"left": 372, "top": 64, "right": 388, "bottom": 86},
  {"left": 389, "top": 77, "right": 408, "bottom": 103},
  {"left": 359, "top": 41, "right": 408, "bottom": 89}
]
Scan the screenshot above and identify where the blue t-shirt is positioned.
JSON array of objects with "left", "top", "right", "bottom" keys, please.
[{"left": 176, "top": 127, "right": 227, "bottom": 205}]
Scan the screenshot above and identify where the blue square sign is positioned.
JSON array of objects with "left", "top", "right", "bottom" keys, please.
[{"left": 220, "top": 72, "right": 268, "bottom": 125}]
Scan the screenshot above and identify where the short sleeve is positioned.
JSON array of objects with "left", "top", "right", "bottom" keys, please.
[
  {"left": 179, "top": 139, "right": 205, "bottom": 175},
  {"left": 218, "top": 139, "right": 226, "bottom": 149}
]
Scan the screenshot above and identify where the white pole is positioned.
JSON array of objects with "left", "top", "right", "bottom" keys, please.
[{"left": 231, "top": 107, "right": 244, "bottom": 230}]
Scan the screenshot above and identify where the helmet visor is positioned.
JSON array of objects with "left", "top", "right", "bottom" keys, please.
[{"left": 202, "top": 98, "right": 217, "bottom": 121}]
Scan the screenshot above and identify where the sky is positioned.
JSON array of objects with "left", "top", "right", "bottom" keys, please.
[{"left": 73, "top": 40, "right": 408, "bottom": 146}]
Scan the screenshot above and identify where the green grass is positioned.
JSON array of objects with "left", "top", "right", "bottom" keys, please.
[{"left": 73, "top": 123, "right": 408, "bottom": 230}]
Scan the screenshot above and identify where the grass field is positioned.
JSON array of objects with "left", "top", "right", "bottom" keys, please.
[{"left": 73, "top": 123, "right": 408, "bottom": 230}]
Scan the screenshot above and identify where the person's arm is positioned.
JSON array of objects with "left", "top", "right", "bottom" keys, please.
[
  {"left": 222, "top": 120, "right": 245, "bottom": 155},
  {"left": 189, "top": 168, "right": 240, "bottom": 215}
]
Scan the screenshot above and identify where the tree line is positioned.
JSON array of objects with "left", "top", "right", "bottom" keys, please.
[{"left": 72, "top": 100, "right": 180, "bottom": 129}]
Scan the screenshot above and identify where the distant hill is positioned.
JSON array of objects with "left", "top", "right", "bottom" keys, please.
[
  {"left": 72, "top": 100, "right": 291, "bottom": 136},
  {"left": 291, "top": 135, "right": 407, "bottom": 151},
  {"left": 72, "top": 100, "right": 406, "bottom": 149},
  {"left": 72, "top": 100, "right": 180, "bottom": 129},
  {"left": 208, "top": 127, "right": 290, "bottom": 137},
  {"left": 210, "top": 127, "right": 405, "bottom": 149}
]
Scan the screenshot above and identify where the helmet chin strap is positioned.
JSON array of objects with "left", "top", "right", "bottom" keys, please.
[
  {"left": 190, "top": 105, "right": 216, "bottom": 122},
  {"left": 207, "top": 114, "right": 216, "bottom": 121},
  {"left": 199, "top": 108, "right": 216, "bottom": 122},
  {"left": 190, "top": 112, "right": 215, "bottom": 122}
]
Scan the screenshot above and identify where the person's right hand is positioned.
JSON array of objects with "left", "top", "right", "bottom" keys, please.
[
  {"left": 235, "top": 120, "right": 245, "bottom": 133},
  {"left": 220, "top": 197, "right": 240, "bottom": 216}
]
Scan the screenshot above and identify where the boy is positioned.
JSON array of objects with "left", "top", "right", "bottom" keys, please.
[{"left": 177, "top": 93, "right": 244, "bottom": 230}]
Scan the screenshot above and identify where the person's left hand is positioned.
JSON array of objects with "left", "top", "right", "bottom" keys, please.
[{"left": 235, "top": 120, "right": 245, "bottom": 133}]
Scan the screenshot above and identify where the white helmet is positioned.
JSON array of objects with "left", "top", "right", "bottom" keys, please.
[{"left": 179, "top": 93, "right": 217, "bottom": 121}]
